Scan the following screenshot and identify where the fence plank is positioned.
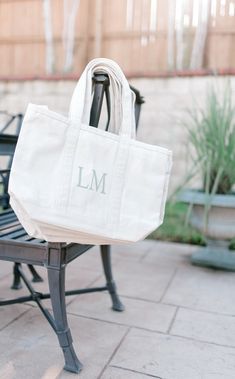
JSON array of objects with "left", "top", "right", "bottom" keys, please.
[{"left": 0, "top": 0, "right": 234, "bottom": 77}]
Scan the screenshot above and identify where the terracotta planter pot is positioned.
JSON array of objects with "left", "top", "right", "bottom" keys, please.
[{"left": 179, "top": 189, "right": 235, "bottom": 271}]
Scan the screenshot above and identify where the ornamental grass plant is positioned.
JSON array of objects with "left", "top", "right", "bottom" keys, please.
[
  {"left": 151, "top": 82, "right": 235, "bottom": 250},
  {"left": 184, "top": 83, "right": 235, "bottom": 196}
]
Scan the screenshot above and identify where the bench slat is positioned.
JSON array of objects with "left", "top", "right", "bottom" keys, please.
[
  {"left": 0, "top": 213, "right": 46, "bottom": 245},
  {"left": 2, "top": 229, "right": 27, "bottom": 240},
  {"left": 0, "top": 220, "right": 20, "bottom": 231},
  {"left": 0, "top": 214, "right": 18, "bottom": 226},
  {"left": 0, "top": 224, "right": 26, "bottom": 236},
  {"left": 18, "top": 235, "right": 46, "bottom": 244},
  {"left": 0, "top": 225, "right": 23, "bottom": 236}
]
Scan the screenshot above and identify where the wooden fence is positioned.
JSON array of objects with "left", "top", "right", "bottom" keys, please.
[{"left": 0, "top": 0, "right": 235, "bottom": 78}]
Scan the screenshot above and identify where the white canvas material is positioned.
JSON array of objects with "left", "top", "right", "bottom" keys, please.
[{"left": 9, "top": 58, "right": 172, "bottom": 245}]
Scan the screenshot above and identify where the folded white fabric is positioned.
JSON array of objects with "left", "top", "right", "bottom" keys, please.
[{"left": 9, "top": 58, "right": 172, "bottom": 245}]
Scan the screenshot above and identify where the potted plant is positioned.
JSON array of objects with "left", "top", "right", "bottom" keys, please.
[{"left": 178, "top": 83, "right": 235, "bottom": 270}]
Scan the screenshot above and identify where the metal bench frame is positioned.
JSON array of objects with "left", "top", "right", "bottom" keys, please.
[{"left": 0, "top": 74, "right": 144, "bottom": 373}]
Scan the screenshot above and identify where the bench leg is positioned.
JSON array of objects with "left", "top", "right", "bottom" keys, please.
[
  {"left": 47, "top": 265, "right": 83, "bottom": 373},
  {"left": 11, "top": 263, "right": 43, "bottom": 290},
  {"left": 11, "top": 262, "right": 22, "bottom": 290},
  {"left": 100, "top": 245, "right": 125, "bottom": 312},
  {"left": 27, "top": 264, "right": 43, "bottom": 283}
]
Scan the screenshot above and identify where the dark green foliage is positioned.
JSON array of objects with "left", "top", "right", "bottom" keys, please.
[
  {"left": 149, "top": 202, "right": 235, "bottom": 250},
  {"left": 149, "top": 202, "right": 205, "bottom": 245}
]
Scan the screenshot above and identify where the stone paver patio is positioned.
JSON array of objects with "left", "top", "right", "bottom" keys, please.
[{"left": 0, "top": 240, "right": 235, "bottom": 379}]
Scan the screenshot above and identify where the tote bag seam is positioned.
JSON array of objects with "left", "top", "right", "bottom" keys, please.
[
  {"left": 62, "top": 124, "right": 83, "bottom": 211},
  {"left": 30, "top": 105, "right": 72, "bottom": 125},
  {"left": 26, "top": 201, "right": 116, "bottom": 236},
  {"left": 108, "top": 140, "right": 130, "bottom": 237},
  {"left": 55, "top": 125, "right": 80, "bottom": 208},
  {"left": 29, "top": 106, "right": 172, "bottom": 156},
  {"left": 107, "top": 141, "right": 124, "bottom": 236},
  {"left": 114, "top": 142, "right": 131, "bottom": 235},
  {"left": 159, "top": 156, "right": 173, "bottom": 222}
]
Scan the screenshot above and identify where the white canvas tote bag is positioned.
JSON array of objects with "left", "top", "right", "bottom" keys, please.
[{"left": 9, "top": 58, "right": 172, "bottom": 245}]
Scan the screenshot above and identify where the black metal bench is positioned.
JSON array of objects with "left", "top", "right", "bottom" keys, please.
[
  {"left": 0, "top": 74, "right": 144, "bottom": 373},
  {"left": 0, "top": 113, "right": 43, "bottom": 284}
]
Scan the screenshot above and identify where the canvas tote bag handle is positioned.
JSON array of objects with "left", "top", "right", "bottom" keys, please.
[
  {"left": 107, "top": 68, "right": 136, "bottom": 138},
  {"left": 69, "top": 58, "right": 135, "bottom": 138}
]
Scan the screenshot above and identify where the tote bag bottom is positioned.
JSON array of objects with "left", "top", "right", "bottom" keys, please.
[{"left": 10, "top": 195, "right": 151, "bottom": 245}]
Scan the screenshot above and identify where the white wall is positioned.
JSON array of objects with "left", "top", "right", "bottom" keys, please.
[{"left": 1, "top": 76, "right": 234, "bottom": 192}]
